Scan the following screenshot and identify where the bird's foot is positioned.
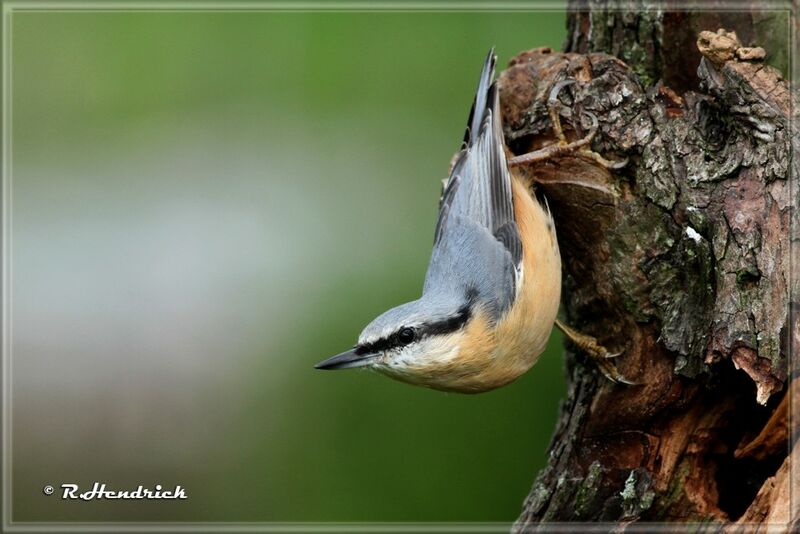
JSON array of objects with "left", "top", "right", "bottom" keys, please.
[
  {"left": 508, "top": 79, "right": 627, "bottom": 171},
  {"left": 554, "top": 319, "right": 637, "bottom": 385}
]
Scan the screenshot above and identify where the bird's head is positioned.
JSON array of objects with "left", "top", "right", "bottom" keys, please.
[{"left": 315, "top": 295, "right": 481, "bottom": 388}]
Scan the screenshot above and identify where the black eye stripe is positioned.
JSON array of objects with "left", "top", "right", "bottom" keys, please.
[
  {"left": 355, "top": 303, "right": 472, "bottom": 354},
  {"left": 419, "top": 304, "right": 471, "bottom": 338}
]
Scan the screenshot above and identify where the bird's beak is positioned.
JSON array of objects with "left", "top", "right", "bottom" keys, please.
[{"left": 314, "top": 349, "right": 379, "bottom": 370}]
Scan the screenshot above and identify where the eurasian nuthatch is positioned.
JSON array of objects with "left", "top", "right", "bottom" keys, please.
[{"left": 316, "top": 49, "right": 631, "bottom": 392}]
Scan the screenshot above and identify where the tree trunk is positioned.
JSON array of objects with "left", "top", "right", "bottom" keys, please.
[{"left": 503, "top": 3, "right": 796, "bottom": 529}]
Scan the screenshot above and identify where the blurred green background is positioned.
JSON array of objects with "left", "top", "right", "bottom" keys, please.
[{"left": 10, "top": 9, "right": 567, "bottom": 523}]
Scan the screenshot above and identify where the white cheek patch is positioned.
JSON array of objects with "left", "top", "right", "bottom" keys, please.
[{"left": 389, "top": 334, "right": 462, "bottom": 370}]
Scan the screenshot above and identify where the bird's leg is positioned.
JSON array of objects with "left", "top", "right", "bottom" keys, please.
[
  {"left": 508, "top": 79, "right": 628, "bottom": 170},
  {"left": 554, "top": 319, "right": 637, "bottom": 385},
  {"left": 548, "top": 79, "right": 574, "bottom": 146}
]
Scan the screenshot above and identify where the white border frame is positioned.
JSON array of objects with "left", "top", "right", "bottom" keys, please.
[{"left": 1, "top": 1, "right": 795, "bottom": 532}]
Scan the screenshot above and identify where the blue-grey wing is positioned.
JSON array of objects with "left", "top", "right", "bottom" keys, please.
[
  {"left": 429, "top": 49, "right": 521, "bottom": 317},
  {"left": 425, "top": 215, "right": 517, "bottom": 321}
]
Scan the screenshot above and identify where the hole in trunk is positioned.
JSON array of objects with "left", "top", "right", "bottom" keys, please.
[{"left": 713, "top": 369, "right": 787, "bottom": 520}]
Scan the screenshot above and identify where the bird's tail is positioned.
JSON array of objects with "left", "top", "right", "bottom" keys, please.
[{"left": 463, "top": 48, "right": 496, "bottom": 147}]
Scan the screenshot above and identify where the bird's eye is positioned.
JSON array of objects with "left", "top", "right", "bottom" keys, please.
[{"left": 397, "top": 327, "right": 415, "bottom": 345}]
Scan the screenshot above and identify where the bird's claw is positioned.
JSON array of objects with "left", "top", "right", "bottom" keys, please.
[
  {"left": 547, "top": 79, "right": 577, "bottom": 146},
  {"left": 593, "top": 350, "right": 639, "bottom": 385},
  {"left": 547, "top": 79, "right": 577, "bottom": 107},
  {"left": 508, "top": 79, "right": 627, "bottom": 171},
  {"left": 595, "top": 360, "right": 639, "bottom": 386},
  {"left": 554, "top": 319, "right": 638, "bottom": 386}
]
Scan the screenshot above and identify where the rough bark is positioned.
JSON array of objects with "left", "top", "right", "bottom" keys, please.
[
  {"left": 505, "top": 4, "right": 795, "bottom": 530},
  {"left": 564, "top": 1, "right": 791, "bottom": 91}
]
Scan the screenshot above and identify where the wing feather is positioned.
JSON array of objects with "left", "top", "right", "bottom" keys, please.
[
  {"left": 427, "top": 50, "right": 523, "bottom": 316},
  {"left": 434, "top": 51, "right": 522, "bottom": 268}
]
